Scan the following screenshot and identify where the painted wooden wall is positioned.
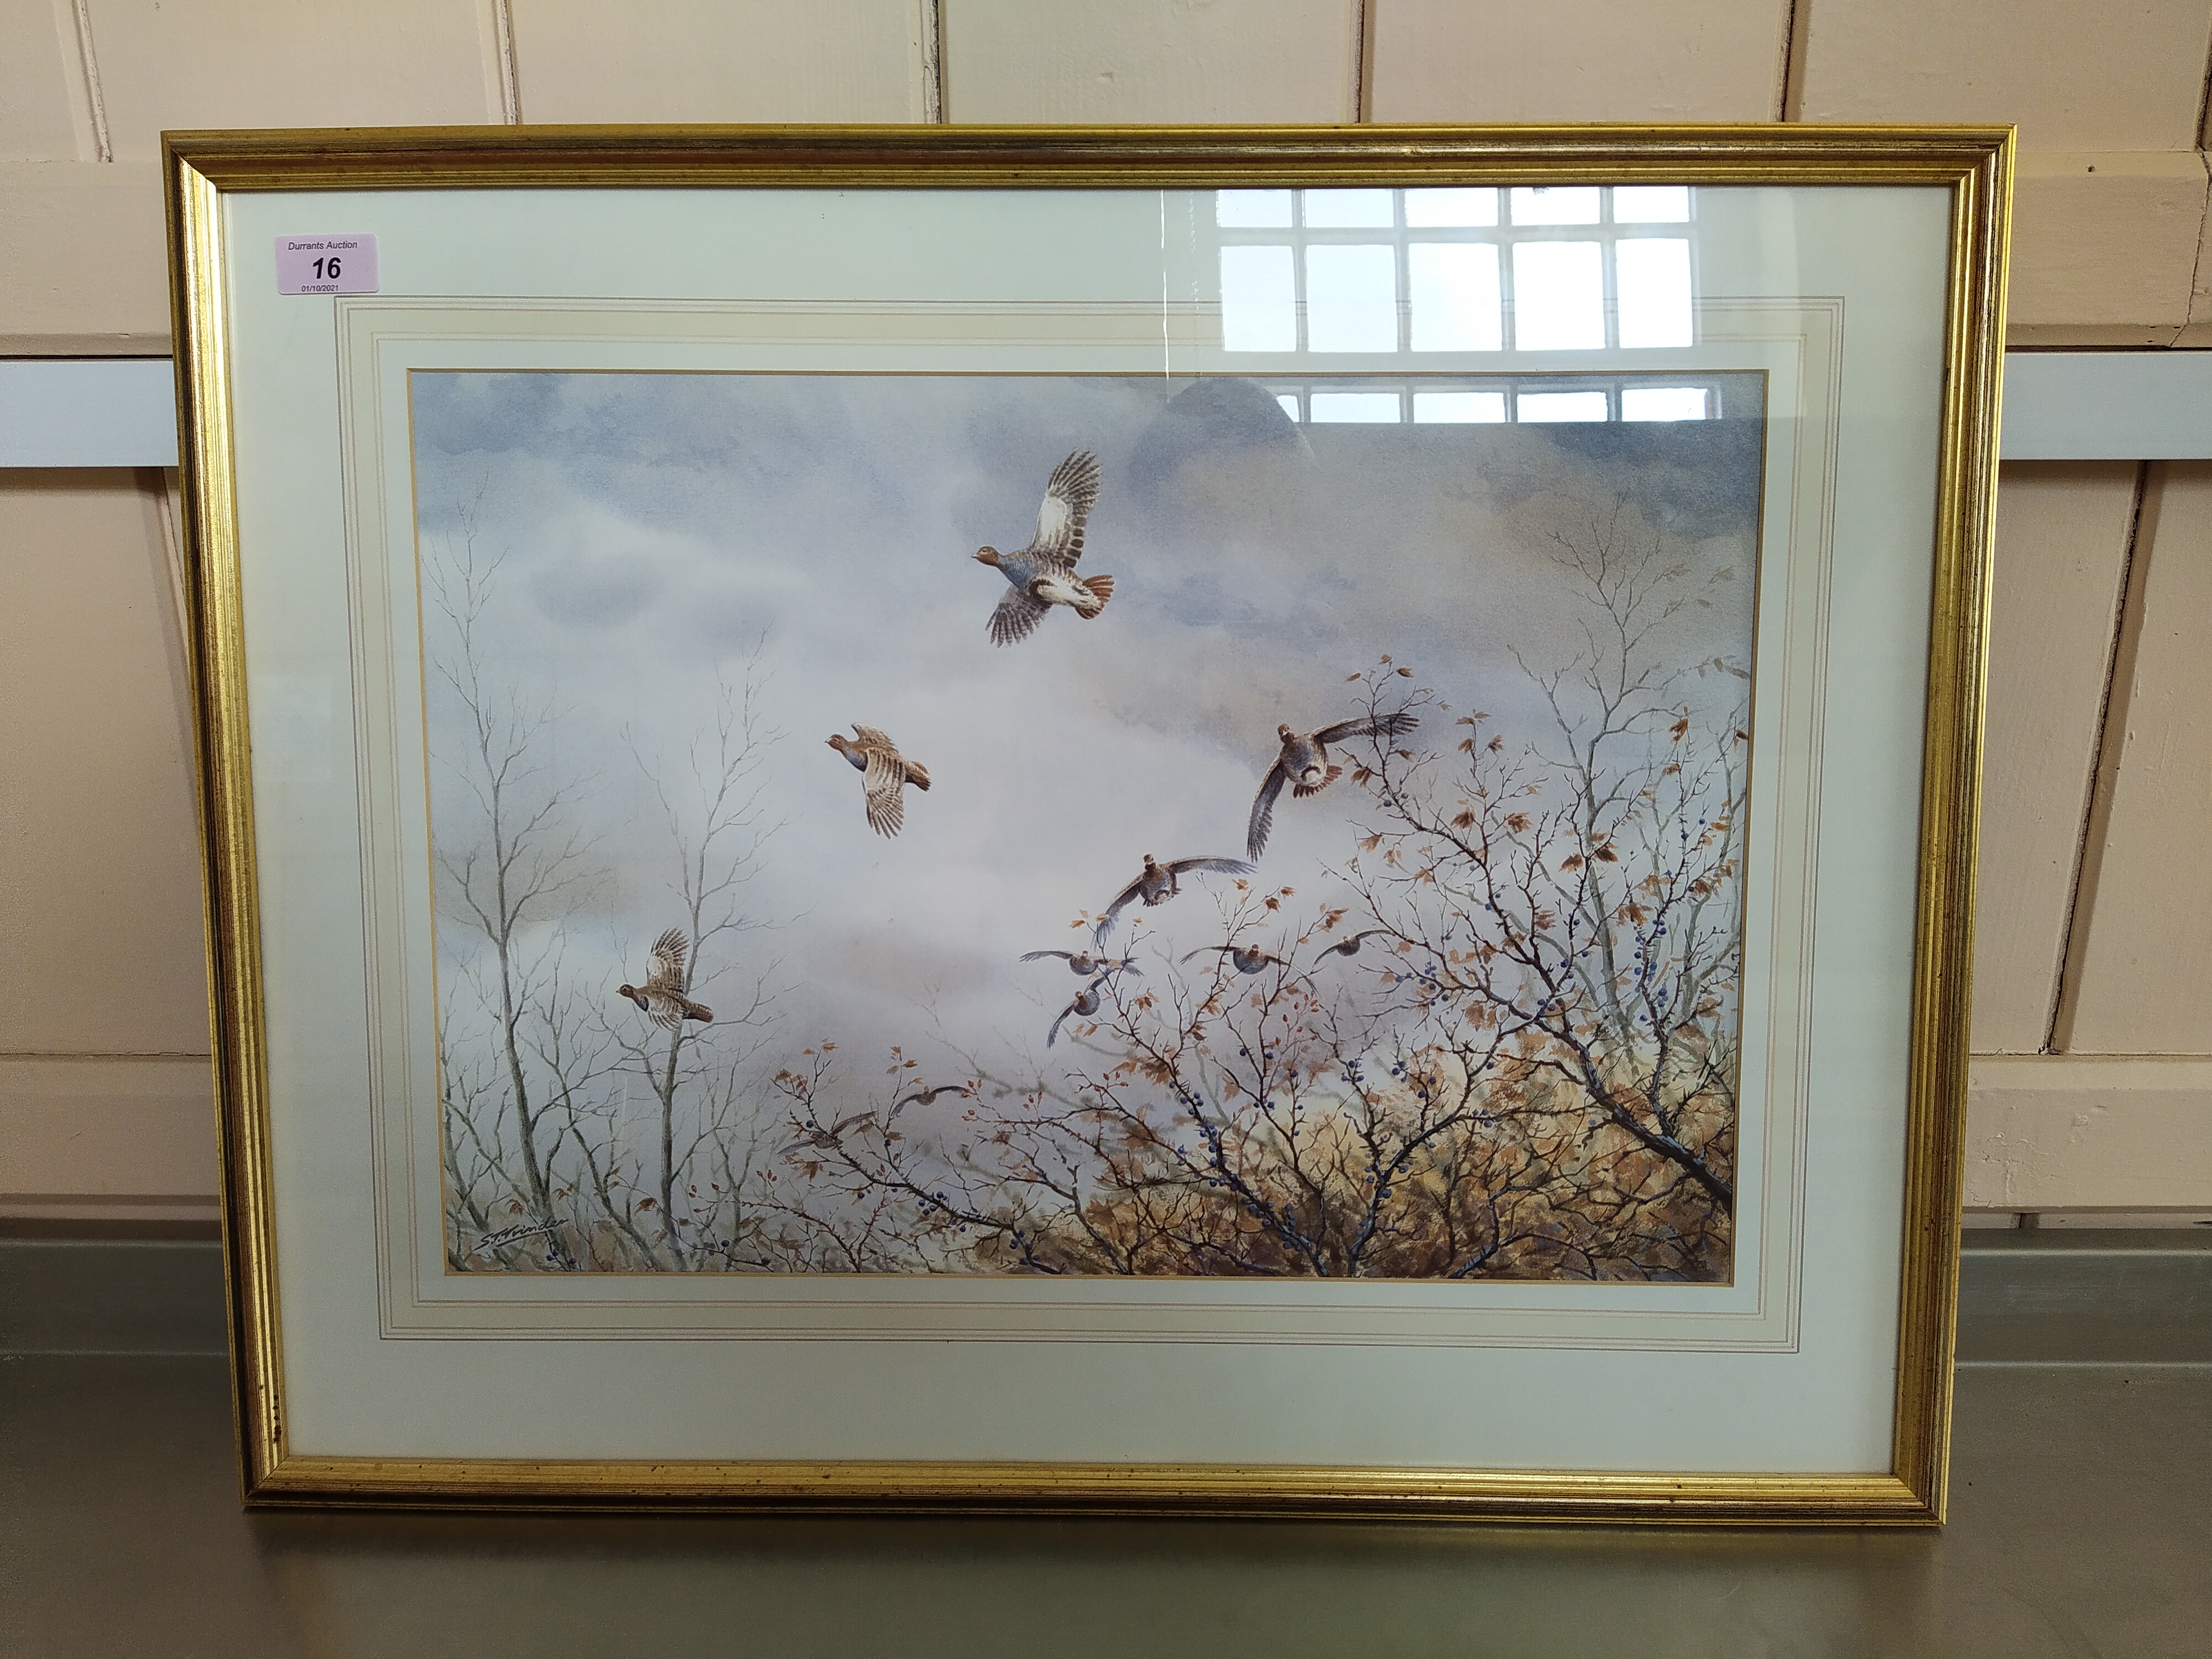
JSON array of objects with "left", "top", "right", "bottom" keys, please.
[{"left": 3, "top": 0, "right": 2209, "bottom": 1229}]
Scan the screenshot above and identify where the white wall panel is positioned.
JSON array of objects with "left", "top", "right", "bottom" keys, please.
[
  {"left": 81, "top": 0, "right": 496, "bottom": 160},
  {"left": 0, "top": 473, "right": 210, "bottom": 1056},
  {"left": 2008, "top": 154, "right": 2210, "bottom": 347},
  {"left": 1971, "top": 464, "right": 2137, "bottom": 1052},
  {"left": 1370, "top": 0, "right": 1789, "bottom": 122},
  {"left": 1965, "top": 1056, "right": 2212, "bottom": 1207},
  {"left": 0, "top": 161, "right": 169, "bottom": 354},
  {"left": 510, "top": 0, "right": 920, "bottom": 123},
  {"left": 1, "top": 0, "right": 92, "bottom": 159},
  {"left": 1798, "top": 0, "right": 2212, "bottom": 150},
  {"left": 944, "top": 0, "right": 1354, "bottom": 122},
  {"left": 2067, "top": 464, "right": 2212, "bottom": 1053}
]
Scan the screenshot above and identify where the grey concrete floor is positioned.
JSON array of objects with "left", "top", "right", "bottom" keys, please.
[{"left": 2, "top": 1351, "right": 2207, "bottom": 1658}]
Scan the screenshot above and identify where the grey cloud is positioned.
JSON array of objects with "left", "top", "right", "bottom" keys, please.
[{"left": 415, "top": 370, "right": 1761, "bottom": 1120}]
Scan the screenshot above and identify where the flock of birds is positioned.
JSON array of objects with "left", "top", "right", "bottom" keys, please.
[{"left": 620, "top": 447, "right": 1418, "bottom": 1052}]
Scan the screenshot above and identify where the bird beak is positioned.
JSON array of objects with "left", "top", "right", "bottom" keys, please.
[{"left": 973, "top": 549, "right": 994, "bottom": 564}]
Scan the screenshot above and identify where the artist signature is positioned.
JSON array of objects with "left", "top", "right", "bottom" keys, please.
[{"left": 475, "top": 1220, "right": 562, "bottom": 1251}]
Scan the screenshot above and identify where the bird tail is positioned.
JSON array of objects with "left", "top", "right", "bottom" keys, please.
[
  {"left": 682, "top": 997, "right": 713, "bottom": 1024},
  {"left": 907, "top": 761, "right": 931, "bottom": 791},
  {"left": 1075, "top": 574, "right": 1114, "bottom": 618}
]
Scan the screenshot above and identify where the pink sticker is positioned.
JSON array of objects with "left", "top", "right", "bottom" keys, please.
[{"left": 275, "top": 234, "right": 379, "bottom": 295}]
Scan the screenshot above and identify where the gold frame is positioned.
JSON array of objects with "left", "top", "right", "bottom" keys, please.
[{"left": 166, "top": 123, "right": 2010, "bottom": 1521}]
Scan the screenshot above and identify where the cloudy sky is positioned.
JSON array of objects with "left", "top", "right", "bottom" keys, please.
[{"left": 410, "top": 370, "right": 1762, "bottom": 1119}]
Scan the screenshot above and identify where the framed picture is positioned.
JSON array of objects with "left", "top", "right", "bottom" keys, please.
[{"left": 168, "top": 124, "right": 2008, "bottom": 1519}]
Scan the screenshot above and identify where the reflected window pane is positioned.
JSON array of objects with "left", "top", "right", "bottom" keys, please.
[
  {"left": 1614, "top": 185, "right": 1691, "bottom": 223},
  {"left": 1622, "top": 386, "right": 1709, "bottom": 421},
  {"left": 1409, "top": 243, "right": 1502, "bottom": 352},
  {"left": 1509, "top": 186, "right": 1600, "bottom": 225},
  {"left": 1311, "top": 391, "right": 1402, "bottom": 422},
  {"left": 1511, "top": 242, "right": 1604, "bottom": 350},
  {"left": 1305, "top": 245, "right": 1399, "bottom": 352},
  {"left": 1616, "top": 238, "right": 1693, "bottom": 348},
  {"left": 1219, "top": 246, "right": 1297, "bottom": 352},
  {"left": 1217, "top": 190, "right": 1293, "bottom": 228},
  {"left": 1303, "top": 188, "right": 1395, "bottom": 227},
  {"left": 1413, "top": 390, "right": 1507, "bottom": 423},
  {"left": 1518, "top": 390, "right": 1609, "bottom": 422},
  {"left": 1406, "top": 187, "right": 1498, "bottom": 227},
  {"left": 1276, "top": 393, "right": 1303, "bottom": 421}
]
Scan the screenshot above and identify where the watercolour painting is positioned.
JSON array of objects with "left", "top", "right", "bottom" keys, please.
[
  {"left": 416, "top": 368, "right": 1761, "bottom": 1283},
  {"left": 171, "top": 128, "right": 2006, "bottom": 1514}
]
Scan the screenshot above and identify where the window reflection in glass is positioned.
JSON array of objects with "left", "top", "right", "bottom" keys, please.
[
  {"left": 1406, "top": 187, "right": 1499, "bottom": 227},
  {"left": 1311, "top": 391, "right": 1402, "bottom": 422},
  {"left": 1617, "top": 239, "right": 1693, "bottom": 348},
  {"left": 1305, "top": 245, "right": 1399, "bottom": 352},
  {"left": 1409, "top": 243, "right": 1502, "bottom": 352},
  {"left": 1303, "top": 189, "right": 1396, "bottom": 228},
  {"left": 1412, "top": 390, "right": 1507, "bottom": 423},
  {"left": 1215, "top": 185, "right": 1699, "bottom": 359},
  {"left": 1622, "top": 386, "right": 1709, "bottom": 421},
  {"left": 1614, "top": 185, "right": 1692, "bottom": 223},
  {"left": 1511, "top": 242, "right": 1604, "bottom": 350},
  {"left": 1276, "top": 393, "right": 1303, "bottom": 421},
  {"left": 1217, "top": 189, "right": 1293, "bottom": 228},
  {"left": 1518, "top": 390, "right": 1609, "bottom": 422},
  {"left": 1219, "top": 245, "right": 1297, "bottom": 351},
  {"left": 1509, "top": 186, "right": 1601, "bottom": 226}
]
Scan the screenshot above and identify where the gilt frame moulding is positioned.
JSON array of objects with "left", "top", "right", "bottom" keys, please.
[{"left": 166, "top": 124, "right": 2010, "bottom": 1520}]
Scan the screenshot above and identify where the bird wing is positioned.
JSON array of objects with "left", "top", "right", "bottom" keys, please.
[
  {"left": 1313, "top": 709, "right": 1422, "bottom": 746},
  {"left": 1092, "top": 873, "right": 1152, "bottom": 943},
  {"left": 1245, "top": 762, "right": 1289, "bottom": 859},
  {"left": 862, "top": 748, "right": 906, "bottom": 837},
  {"left": 1165, "top": 856, "right": 1257, "bottom": 879},
  {"left": 1020, "top": 950, "right": 1073, "bottom": 963},
  {"left": 987, "top": 586, "right": 1051, "bottom": 646},
  {"left": 1048, "top": 977, "right": 1110, "bottom": 1047},
  {"left": 851, "top": 723, "right": 895, "bottom": 749},
  {"left": 647, "top": 928, "right": 688, "bottom": 993},
  {"left": 1181, "top": 946, "right": 1234, "bottom": 962},
  {"left": 1046, "top": 1002, "right": 1077, "bottom": 1048},
  {"left": 1031, "top": 450, "right": 1102, "bottom": 564},
  {"left": 893, "top": 1083, "right": 961, "bottom": 1113}
]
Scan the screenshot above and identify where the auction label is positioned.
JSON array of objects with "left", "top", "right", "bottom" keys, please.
[{"left": 275, "top": 234, "right": 379, "bottom": 295}]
